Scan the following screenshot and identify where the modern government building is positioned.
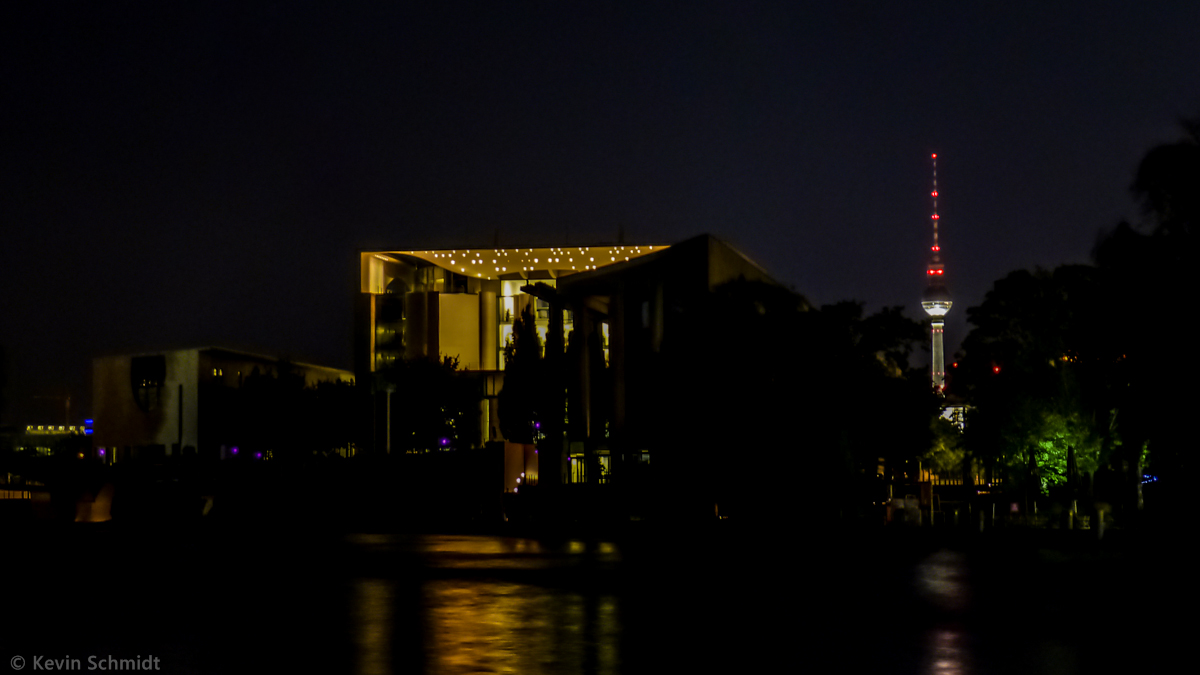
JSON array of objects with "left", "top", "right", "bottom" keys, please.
[{"left": 356, "top": 234, "right": 779, "bottom": 488}]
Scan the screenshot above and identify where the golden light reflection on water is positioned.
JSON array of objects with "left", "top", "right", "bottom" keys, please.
[
  {"left": 347, "top": 534, "right": 622, "bottom": 565},
  {"left": 425, "top": 580, "right": 620, "bottom": 675},
  {"left": 423, "top": 535, "right": 545, "bottom": 555},
  {"left": 350, "top": 535, "right": 622, "bottom": 675},
  {"left": 355, "top": 578, "right": 394, "bottom": 675}
]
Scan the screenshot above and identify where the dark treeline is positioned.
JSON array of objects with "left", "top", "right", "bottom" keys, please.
[
  {"left": 373, "top": 355, "right": 480, "bottom": 453},
  {"left": 202, "top": 363, "right": 356, "bottom": 459},
  {"left": 954, "top": 117, "right": 1199, "bottom": 517},
  {"left": 496, "top": 273, "right": 939, "bottom": 522},
  {"left": 656, "top": 281, "right": 936, "bottom": 520}
]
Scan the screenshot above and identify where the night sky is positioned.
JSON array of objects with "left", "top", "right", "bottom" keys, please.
[{"left": 3, "top": 2, "right": 1198, "bottom": 424}]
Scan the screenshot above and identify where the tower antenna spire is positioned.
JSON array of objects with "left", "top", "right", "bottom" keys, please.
[
  {"left": 922, "top": 152, "right": 952, "bottom": 392},
  {"left": 931, "top": 153, "right": 939, "bottom": 251}
]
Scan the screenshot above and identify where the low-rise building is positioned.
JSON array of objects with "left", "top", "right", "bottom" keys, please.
[{"left": 93, "top": 347, "right": 352, "bottom": 461}]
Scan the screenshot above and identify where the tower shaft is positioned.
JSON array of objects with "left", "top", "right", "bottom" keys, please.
[{"left": 930, "top": 319, "right": 946, "bottom": 390}]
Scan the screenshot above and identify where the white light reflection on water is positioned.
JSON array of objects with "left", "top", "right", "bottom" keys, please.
[
  {"left": 923, "top": 627, "right": 970, "bottom": 675},
  {"left": 916, "top": 549, "right": 968, "bottom": 612},
  {"left": 917, "top": 550, "right": 973, "bottom": 675}
]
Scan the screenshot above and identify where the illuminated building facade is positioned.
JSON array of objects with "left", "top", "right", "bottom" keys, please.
[
  {"left": 93, "top": 347, "right": 352, "bottom": 461},
  {"left": 355, "top": 243, "right": 667, "bottom": 454},
  {"left": 921, "top": 153, "right": 952, "bottom": 392},
  {"left": 356, "top": 235, "right": 779, "bottom": 489}
]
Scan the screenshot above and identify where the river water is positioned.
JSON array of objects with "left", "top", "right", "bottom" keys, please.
[{"left": 3, "top": 525, "right": 1183, "bottom": 674}]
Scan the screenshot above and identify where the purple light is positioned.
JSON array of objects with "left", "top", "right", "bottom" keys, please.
[
  {"left": 255, "top": 452, "right": 262, "bottom": 459},
  {"left": 231, "top": 447, "right": 239, "bottom": 455},
  {"left": 534, "top": 422, "right": 541, "bottom": 429},
  {"left": 440, "top": 438, "right": 449, "bottom": 446},
  {"left": 98, "top": 449, "right": 106, "bottom": 457}
]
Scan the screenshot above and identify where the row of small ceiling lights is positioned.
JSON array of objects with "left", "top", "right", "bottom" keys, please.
[{"left": 416, "top": 246, "right": 655, "bottom": 276}]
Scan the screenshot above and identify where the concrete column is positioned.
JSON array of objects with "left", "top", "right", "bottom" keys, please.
[
  {"left": 576, "top": 305, "right": 593, "bottom": 442},
  {"left": 610, "top": 283, "right": 626, "bottom": 479},
  {"left": 541, "top": 298, "right": 566, "bottom": 488},
  {"left": 479, "top": 291, "right": 497, "bottom": 370}
]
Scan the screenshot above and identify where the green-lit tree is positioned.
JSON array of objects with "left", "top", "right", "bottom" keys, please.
[
  {"left": 924, "top": 416, "right": 966, "bottom": 478},
  {"left": 956, "top": 266, "right": 1115, "bottom": 499}
]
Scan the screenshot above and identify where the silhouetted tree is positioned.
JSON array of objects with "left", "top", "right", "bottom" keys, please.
[
  {"left": 378, "top": 355, "right": 478, "bottom": 453},
  {"left": 499, "top": 305, "right": 542, "bottom": 444},
  {"left": 655, "top": 278, "right": 935, "bottom": 520},
  {"left": 1090, "top": 116, "right": 1200, "bottom": 502},
  {"left": 201, "top": 365, "right": 357, "bottom": 460},
  {"left": 0, "top": 345, "right": 7, "bottom": 425}
]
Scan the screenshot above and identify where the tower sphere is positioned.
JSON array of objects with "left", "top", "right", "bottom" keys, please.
[{"left": 922, "top": 284, "right": 952, "bottom": 317}]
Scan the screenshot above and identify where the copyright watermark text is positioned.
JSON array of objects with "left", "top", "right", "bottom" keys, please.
[{"left": 9, "top": 655, "right": 160, "bottom": 671}]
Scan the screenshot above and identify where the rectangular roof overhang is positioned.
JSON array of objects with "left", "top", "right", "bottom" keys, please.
[{"left": 365, "top": 244, "right": 668, "bottom": 281}]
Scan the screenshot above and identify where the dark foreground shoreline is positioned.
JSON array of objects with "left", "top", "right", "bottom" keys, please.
[{"left": 3, "top": 518, "right": 1187, "bottom": 674}]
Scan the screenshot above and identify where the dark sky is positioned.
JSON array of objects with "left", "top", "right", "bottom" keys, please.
[{"left": 3, "top": 1, "right": 1198, "bottom": 424}]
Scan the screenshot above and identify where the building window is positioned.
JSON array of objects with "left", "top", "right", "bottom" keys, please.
[{"left": 130, "top": 355, "right": 166, "bottom": 412}]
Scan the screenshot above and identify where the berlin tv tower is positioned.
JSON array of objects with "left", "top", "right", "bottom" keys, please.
[{"left": 921, "top": 153, "right": 952, "bottom": 392}]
